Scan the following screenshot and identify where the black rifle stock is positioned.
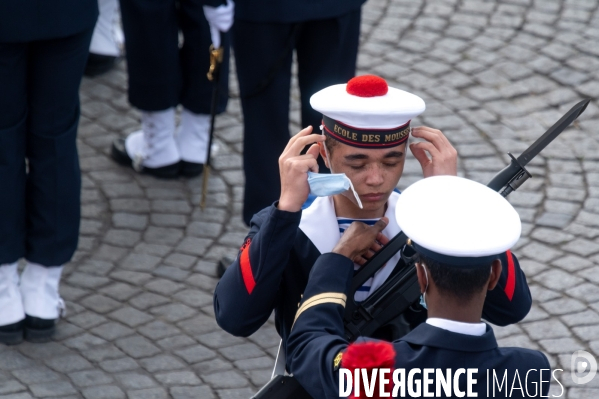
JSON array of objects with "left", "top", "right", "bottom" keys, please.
[{"left": 251, "top": 99, "right": 589, "bottom": 398}]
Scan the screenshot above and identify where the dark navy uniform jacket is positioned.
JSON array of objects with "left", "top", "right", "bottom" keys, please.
[
  {"left": 235, "top": 0, "right": 366, "bottom": 23},
  {"left": 213, "top": 193, "right": 532, "bottom": 353},
  {"left": 287, "top": 253, "right": 551, "bottom": 399},
  {"left": 0, "top": 1, "right": 98, "bottom": 42}
]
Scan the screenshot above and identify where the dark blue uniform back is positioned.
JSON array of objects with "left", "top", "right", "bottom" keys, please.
[
  {"left": 0, "top": 1, "right": 98, "bottom": 42},
  {"left": 235, "top": 0, "right": 366, "bottom": 23}
]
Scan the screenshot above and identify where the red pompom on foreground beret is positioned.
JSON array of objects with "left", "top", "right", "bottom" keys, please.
[
  {"left": 341, "top": 341, "right": 396, "bottom": 399},
  {"left": 346, "top": 75, "right": 389, "bottom": 97}
]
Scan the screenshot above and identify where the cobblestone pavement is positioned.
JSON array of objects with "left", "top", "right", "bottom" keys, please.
[{"left": 2, "top": 0, "right": 599, "bottom": 398}]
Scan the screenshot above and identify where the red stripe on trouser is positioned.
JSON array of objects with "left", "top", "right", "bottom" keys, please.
[
  {"left": 504, "top": 250, "right": 515, "bottom": 301},
  {"left": 240, "top": 242, "right": 256, "bottom": 294}
]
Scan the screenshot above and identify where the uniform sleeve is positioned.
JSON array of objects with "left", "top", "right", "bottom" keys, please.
[
  {"left": 482, "top": 250, "right": 532, "bottom": 326},
  {"left": 213, "top": 204, "right": 301, "bottom": 337},
  {"left": 287, "top": 253, "right": 354, "bottom": 399}
]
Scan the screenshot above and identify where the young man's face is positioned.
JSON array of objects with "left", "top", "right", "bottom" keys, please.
[{"left": 321, "top": 141, "right": 407, "bottom": 212}]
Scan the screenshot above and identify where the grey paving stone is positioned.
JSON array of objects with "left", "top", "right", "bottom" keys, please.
[
  {"left": 132, "top": 242, "right": 172, "bottom": 257},
  {"left": 68, "top": 369, "right": 114, "bottom": 387},
  {"left": 149, "top": 304, "right": 196, "bottom": 323},
  {"left": 216, "top": 388, "right": 260, "bottom": 399},
  {"left": 129, "top": 292, "right": 170, "bottom": 310},
  {"left": 144, "top": 278, "right": 184, "bottom": 295},
  {"left": 44, "top": 354, "right": 93, "bottom": 373},
  {"left": 81, "top": 345, "right": 125, "bottom": 362},
  {"left": 99, "top": 282, "right": 141, "bottom": 301},
  {"left": 137, "top": 320, "right": 180, "bottom": 341},
  {"left": 154, "top": 371, "right": 201, "bottom": 386},
  {"left": 12, "top": 367, "right": 61, "bottom": 385},
  {"left": 81, "top": 385, "right": 125, "bottom": 399},
  {"left": 174, "top": 345, "right": 216, "bottom": 364},
  {"left": 139, "top": 355, "right": 186, "bottom": 373},
  {"left": 219, "top": 343, "right": 266, "bottom": 362},
  {"left": 144, "top": 226, "right": 184, "bottom": 245},
  {"left": 68, "top": 311, "right": 108, "bottom": 330},
  {"left": 119, "top": 253, "right": 161, "bottom": 272},
  {"left": 18, "top": 342, "right": 73, "bottom": 360},
  {"left": 0, "top": 380, "right": 25, "bottom": 395},
  {"left": 108, "top": 307, "right": 153, "bottom": 328},
  {"left": 163, "top": 253, "right": 197, "bottom": 269},
  {"left": 522, "top": 319, "right": 571, "bottom": 340},
  {"left": 536, "top": 213, "right": 574, "bottom": 228},
  {"left": 103, "top": 229, "right": 141, "bottom": 247},
  {"left": 172, "top": 289, "right": 213, "bottom": 308},
  {"left": 536, "top": 269, "right": 585, "bottom": 291},
  {"left": 192, "top": 358, "right": 234, "bottom": 375},
  {"left": 91, "top": 322, "right": 135, "bottom": 341},
  {"left": 169, "top": 386, "right": 215, "bottom": 399},
  {"left": 201, "top": 370, "right": 249, "bottom": 389},
  {"left": 109, "top": 271, "right": 153, "bottom": 286},
  {"left": 126, "top": 388, "right": 168, "bottom": 399},
  {"left": 541, "top": 297, "right": 587, "bottom": 315},
  {"left": 81, "top": 294, "right": 122, "bottom": 314},
  {"left": 115, "top": 372, "right": 157, "bottom": 389},
  {"left": 520, "top": 242, "right": 565, "bottom": 263},
  {"left": 156, "top": 335, "right": 197, "bottom": 351},
  {"left": 150, "top": 214, "right": 188, "bottom": 228},
  {"left": 92, "top": 244, "right": 129, "bottom": 262},
  {"left": 151, "top": 200, "right": 192, "bottom": 214},
  {"left": 63, "top": 333, "right": 108, "bottom": 351},
  {"left": 67, "top": 273, "right": 111, "bottom": 290},
  {"left": 112, "top": 213, "right": 148, "bottom": 230},
  {"left": 29, "top": 381, "right": 77, "bottom": 397},
  {"left": 115, "top": 336, "right": 162, "bottom": 359},
  {"left": 175, "top": 237, "right": 213, "bottom": 256},
  {"left": 98, "top": 357, "right": 139, "bottom": 373},
  {"left": 152, "top": 265, "right": 190, "bottom": 282}
]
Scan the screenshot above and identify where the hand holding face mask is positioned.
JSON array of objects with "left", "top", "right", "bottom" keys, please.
[{"left": 277, "top": 127, "right": 326, "bottom": 213}]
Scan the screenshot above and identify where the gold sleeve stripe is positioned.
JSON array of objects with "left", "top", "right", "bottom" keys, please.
[
  {"left": 299, "top": 292, "right": 347, "bottom": 310},
  {"left": 292, "top": 292, "right": 347, "bottom": 326}
]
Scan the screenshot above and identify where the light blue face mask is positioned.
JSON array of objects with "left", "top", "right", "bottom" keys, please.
[{"left": 306, "top": 127, "right": 363, "bottom": 208}]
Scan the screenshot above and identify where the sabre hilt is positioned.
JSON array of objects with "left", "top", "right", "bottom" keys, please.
[{"left": 207, "top": 44, "right": 224, "bottom": 82}]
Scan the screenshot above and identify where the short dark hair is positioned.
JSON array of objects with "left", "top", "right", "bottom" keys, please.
[
  {"left": 324, "top": 135, "right": 339, "bottom": 155},
  {"left": 416, "top": 253, "right": 492, "bottom": 303}
]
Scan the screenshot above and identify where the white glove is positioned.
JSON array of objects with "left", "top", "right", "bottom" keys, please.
[{"left": 203, "top": 0, "right": 235, "bottom": 49}]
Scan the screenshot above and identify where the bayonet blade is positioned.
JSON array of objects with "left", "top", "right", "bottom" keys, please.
[{"left": 517, "top": 99, "right": 590, "bottom": 166}]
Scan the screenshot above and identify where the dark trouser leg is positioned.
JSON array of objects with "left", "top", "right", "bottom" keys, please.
[
  {"left": 25, "top": 28, "right": 93, "bottom": 266},
  {"left": 179, "top": 0, "right": 230, "bottom": 115},
  {"left": 0, "top": 42, "right": 28, "bottom": 264},
  {"left": 119, "top": 0, "right": 180, "bottom": 111},
  {"left": 233, "top": 20, "right": 294, "bottom": 225},
  {"left": 296, "top": 8, "right": 361, "bottom": 171}
]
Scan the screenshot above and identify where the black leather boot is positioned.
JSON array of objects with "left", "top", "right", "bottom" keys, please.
[
  {"left": 179, "top": 161, "right": 204, "bottom": 177},
  {"left": 84, "top": 53, "right": 119, "bottom": 77},
  {"left": 23, "top": 315, "right": 56, "bottom": 343},
  {"left": 0, "top": 320, "right": 24, "bottom": 345},
  {"left": 111, "top": 138, "right": 180, "bottom": 179}
]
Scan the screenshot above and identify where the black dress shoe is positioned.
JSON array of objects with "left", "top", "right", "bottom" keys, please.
[
  {"left": 179, "top": 161, "right": 204, "bottom": 177},
  {"left": 111, "top": 138, "right": 180, "bottom": 179},
  {"left": 23, "top": 315, "right": 55, "bottom": 343},
  {"left": 84, "top": 53, "right": 119, "bottom": 77},
  {"left": 0, "top": 320, "right": 24, "bottom": 345}
]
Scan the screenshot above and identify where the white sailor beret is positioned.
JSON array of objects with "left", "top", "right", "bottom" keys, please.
[
  {"left": 395, "top": 176, "right": 521, "bottom": 267},
  {"left": 310, "top": 75, "right": 425, "bottom": 148}
]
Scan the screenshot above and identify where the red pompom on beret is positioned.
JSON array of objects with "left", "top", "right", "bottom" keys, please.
[
  {"left": 341, "top": 341, "right": 396, "bottom": 399},
  {"left": 346, "top": 75, "right": 389, "bottom": 97}
]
